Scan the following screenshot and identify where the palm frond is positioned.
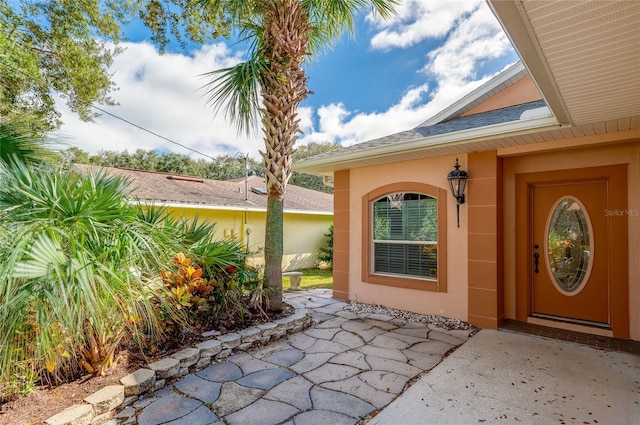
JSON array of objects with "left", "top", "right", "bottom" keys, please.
[
  {"left": 201, "top": 55, "right": 268, "bottom": 136},
  {"left": 0, "top": 159, "right": 183, "bottom": 382},
  {"left": 0, "top": 122, "right": 56, "bottom": 165},
  {"left": 302, "top": 0, "right": 399, "bottom": 54}
]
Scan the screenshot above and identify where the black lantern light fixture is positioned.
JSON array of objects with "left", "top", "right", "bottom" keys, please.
[{"left": 447, "top": 158, "right": 468, "bottom": 228}]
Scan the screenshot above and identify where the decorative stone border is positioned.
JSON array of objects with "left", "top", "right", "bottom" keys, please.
[{"left": 45, "top": 304, "right": 311, "bottom": 425}]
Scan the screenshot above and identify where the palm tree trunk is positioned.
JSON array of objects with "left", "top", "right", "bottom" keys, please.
[
  {"left": 264, "top": 195, "right": 284, "bottom": 310},
  {"left": 260, "top": 0, "right": 311, "bottom": 311}
]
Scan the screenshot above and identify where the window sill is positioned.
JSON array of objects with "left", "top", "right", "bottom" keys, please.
[{"left": 364, "top": 273, "right": 442, "bottom": 292}]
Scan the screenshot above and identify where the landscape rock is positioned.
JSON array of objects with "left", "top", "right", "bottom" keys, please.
[
  {"left": 171, "top": 347, "right": 200, "bottom": 368},
  {"left": 218, "top": 332, "right": 241, "bottom": 349},
  {"left": 148, "top": 357, "right": 180, "bottom": 380},
  {"left": 120, "top": 369, "right": 156, "bottom": 397},
  {"left": 46, "top": 403, "right": 94, "bottom": 425},
  {"left": 196, "top": 339, "right": 222, "bottom": 357},
  {"left": 84, "top": 385, "right": 125, "bottom": 415},
  {"left": 239, "top": 327, "right": 262, "bottom": 343}
]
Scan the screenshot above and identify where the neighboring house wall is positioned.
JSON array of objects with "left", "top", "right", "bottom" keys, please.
[
  {"left": 165, "top": 205, "right": 332, "bottom": 270},
  {"left": 76, "top": 165, "right": 334, "bottom": 272},
  {"left": 282, "top": 212, "right": 334, "bottom": 271}
]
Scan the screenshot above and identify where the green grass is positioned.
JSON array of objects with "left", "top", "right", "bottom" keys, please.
[{"left": 282, "top": 268, "right": 333, "bottom": 290}]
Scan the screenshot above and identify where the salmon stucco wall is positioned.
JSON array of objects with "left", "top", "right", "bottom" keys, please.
[
  {"left": 467, "top": 151, "right": 503, "bottom": 330},
  {"left": 347, "top": 155, "right": 469, "bottom": 321},
  {"left": 502, "top": 140, "right": 640, "bottom": 340},
  {"left": 165, "top": 206, "right": 332, "bottom": 271}
]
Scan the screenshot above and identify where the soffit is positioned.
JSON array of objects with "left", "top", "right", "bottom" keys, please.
[
  {"left": 295, "top": 116, "right": 640, "bottom": 176},
  {"left": 489, "top": 0, "right": 640, "bottom": 126}
]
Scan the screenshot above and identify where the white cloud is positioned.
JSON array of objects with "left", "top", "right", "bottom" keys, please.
[
  {"left": 299, "top": 0, "right": 515, "bottom": 147},
  {"left": 299, "top": 84, "right": 434, "bottom": 147},
  {"left": 53, "top": 42, "right": 263, "bottom": 159},
  {"left": 53, "top": 1, "right": 515, "bottom": 163},
  {"left": 425, "top": 3, "right": 512, "bottom": 84},
  {"left": 368, "top": 0, "right": 481, "bottom": 50}
]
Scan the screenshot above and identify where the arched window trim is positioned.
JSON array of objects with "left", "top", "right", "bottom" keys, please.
[{"left": 361, "top": 182, "right": 448, "bottom": 292}]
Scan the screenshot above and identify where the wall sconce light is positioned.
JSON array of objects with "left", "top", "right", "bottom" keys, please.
[{"left": 447, "top": 158, "right": 468, "bottom": 228}]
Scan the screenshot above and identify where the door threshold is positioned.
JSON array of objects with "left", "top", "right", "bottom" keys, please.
[
  {"left": 527, "top": 316, "right": 612, "bottom": 337},
  {"left": 500, "top": 320, "right": 640, "bottom": 354}
]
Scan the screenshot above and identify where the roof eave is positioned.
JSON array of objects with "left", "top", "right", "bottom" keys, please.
[
  {"left": 294, "top": 115, "right": 560, "bottom": 175},
  {"left": 131, "top": 200, "right": 333, "bottom": 216},
  {"left": 486, "top": 0, "right": 572, "bottom": 126}
]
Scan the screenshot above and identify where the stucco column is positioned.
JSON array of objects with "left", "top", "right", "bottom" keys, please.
[
  {"left": 467, "top": 151, "right": 504, "bottom": 329},
  {"left": 332, "top": 170, "right": 350, "bottom": 300}
]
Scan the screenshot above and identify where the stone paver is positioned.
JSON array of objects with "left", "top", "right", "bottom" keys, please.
[
  {"left": 329, "top": 350, "right": 370, "bottom": 370},
  {"left": 263, "top": 375, "right": 314, "bottom": 411},
  {"left": 310, "top": 386, "right": 375, "bottom": 419},
  {"left": 174, "top": 375, "right": 221, "bottom": 404},
  {"left": 196, "top": 361, "right": 243, "bottom": 382},
  {"left": 120, "top": 289, "right": 471, "bottom": 424},
  {"left": 321, "top": 375, "right": 396, "bottom": 407},
  {"left": 260, "top": 348, "right": 304, "bottom": 367},
  {"left": 303, "top": 363, "right": 361, "bottom": 385},
  {"left": 136, "top": 392, "right": 201, "bottom": 425},
  {"left": 225, "top": 398, "right": 299, "bottom": 425},
  {"left": 212, "top": 381, "right": 265, "bottom": 416},
  {"left": 164, "top": 406, "right": 219, "bottom": 425},
  {"left": 291, "top": 409, "right": 355, "bottom": 425},
  {"left": 229, "top": 352, "right": 279, "bottom": 374},
  {"left": 236, "top": 368, "right": 296, "bottom": 390},
  {"left": 289, "top": 352, "right": 335, "bottom": 374}
]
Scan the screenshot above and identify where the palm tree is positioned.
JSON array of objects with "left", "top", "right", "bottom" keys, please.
[{"left": 202, "top": 0, "right": 397, "bottom": 310}]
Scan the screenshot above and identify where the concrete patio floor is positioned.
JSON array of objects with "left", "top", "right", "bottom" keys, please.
[{"left": 369, "top": 329, "right": 640, "bottom": 425}]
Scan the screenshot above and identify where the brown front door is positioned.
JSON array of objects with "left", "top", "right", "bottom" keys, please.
[
  {"left": 531, "top": 181, "right": 609, "bottom": 326},
  {"left": 515, "top": 165, "right": 629, "bottom": 338}
]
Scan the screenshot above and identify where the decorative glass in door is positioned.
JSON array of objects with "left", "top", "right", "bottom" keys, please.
[{"left": 545, "top": 197, "right": 592, "bottom": 295}]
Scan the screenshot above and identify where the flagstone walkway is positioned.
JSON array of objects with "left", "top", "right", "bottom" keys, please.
[{"left": 116, "top": 289, "right": 476, "bottom": 425}]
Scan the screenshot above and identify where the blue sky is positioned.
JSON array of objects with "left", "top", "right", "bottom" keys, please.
[{"left": 53, "top": 0, "right": 518, "bottom": 160}]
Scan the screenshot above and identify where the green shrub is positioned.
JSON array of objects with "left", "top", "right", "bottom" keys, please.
[
  {"left": 0, "top": 160, "right": 181, "bottom": 388},
  {"left": 318, "top": 225, "right": 333, "bottom": 269}
]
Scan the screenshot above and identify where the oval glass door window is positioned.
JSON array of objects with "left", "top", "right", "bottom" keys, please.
[{"left": 545, "top": 196, "right": 593, "bottom": 295}]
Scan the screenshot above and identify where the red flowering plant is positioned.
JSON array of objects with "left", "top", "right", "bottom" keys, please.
[
  {"left": 160, "top": 253, "right": 217, "bottom": 316},
  {"left": 156, "top": 237, "right": 263, "bottom": 339}
]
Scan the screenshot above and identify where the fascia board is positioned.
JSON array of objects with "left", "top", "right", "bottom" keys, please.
[
  {"left": 282, "top": 209, "right": 334, "bottom": 216},
  {"left": 297, "top": 115, "right": 560, "bottom": 171},
  {"left": 130, "top": 200, "right": 332, "bottom": 216},
  {"left": 418, "top": 61, "right": 526, "bottom": 127}
]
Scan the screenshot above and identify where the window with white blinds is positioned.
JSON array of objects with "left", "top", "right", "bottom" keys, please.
[{"left": 372, "top": 193, "right": 438, "bottom": 280}]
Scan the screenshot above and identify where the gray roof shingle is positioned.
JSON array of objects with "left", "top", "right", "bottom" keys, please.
[
  {"left": 299, "top": 100, "right": 548, "bottom": 163},
  {"left": 74, "top": 165, "right": 333, "bottom": 213}
]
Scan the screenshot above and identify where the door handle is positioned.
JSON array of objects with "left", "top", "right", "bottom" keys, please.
[{"left": 533, "top": 252, "right": 540, "bottom": 274}]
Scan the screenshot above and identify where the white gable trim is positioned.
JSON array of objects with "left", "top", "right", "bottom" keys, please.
[
  {"left": 418, "top": 62, "right": 527, "bottom": 127},
  {"left": 297, "top": 113, "right": 559, "bottom": 171}
]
